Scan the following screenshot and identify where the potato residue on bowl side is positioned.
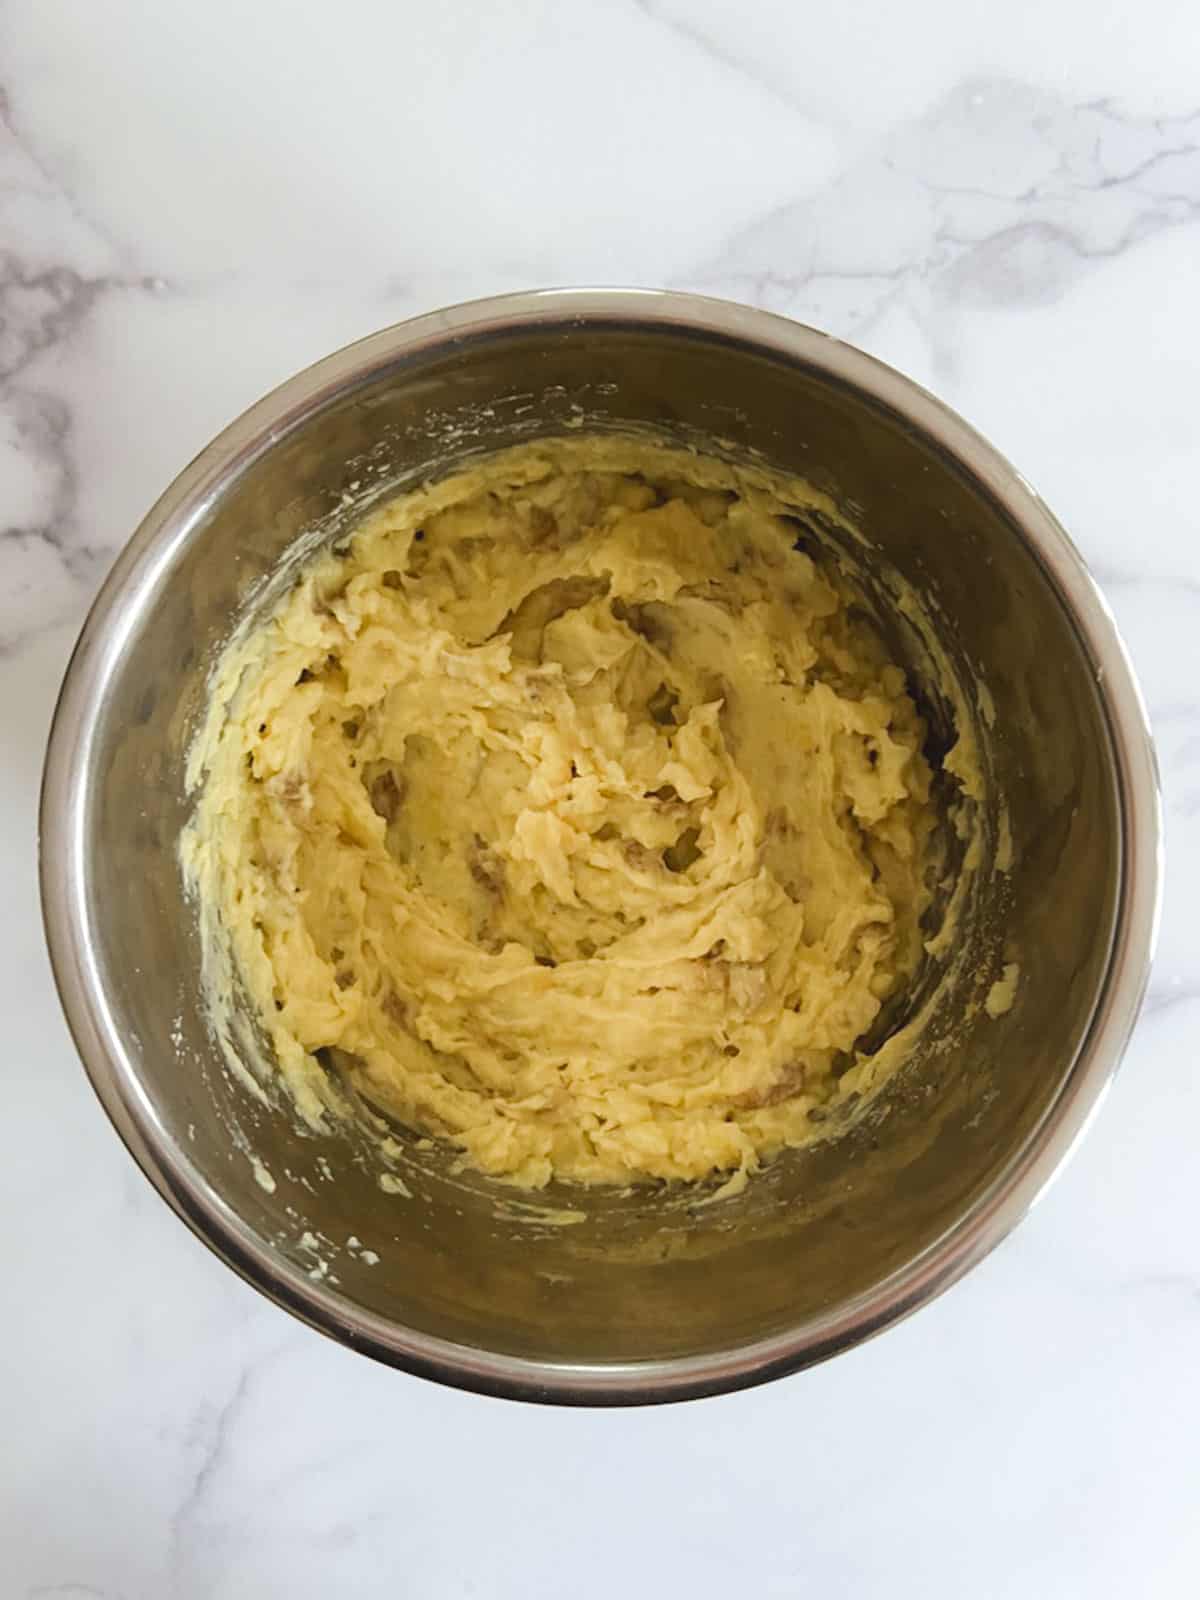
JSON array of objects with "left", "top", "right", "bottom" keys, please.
[{"left": 184, "top": 436, "right": 980, "bottom": 1194}]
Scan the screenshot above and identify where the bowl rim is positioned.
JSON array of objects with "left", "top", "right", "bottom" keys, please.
[{"left": 39, "top": 287, "right": 1163, "bottom": 1405}]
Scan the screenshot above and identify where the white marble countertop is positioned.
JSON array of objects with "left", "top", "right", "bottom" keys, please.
[{"left": 4, "top": 2, "right": 1199, "bottom": 1594}]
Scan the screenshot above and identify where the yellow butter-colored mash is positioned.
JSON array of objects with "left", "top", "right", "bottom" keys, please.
[{"left": 186, "top": 437, "right": 962, "bottom": 1192}]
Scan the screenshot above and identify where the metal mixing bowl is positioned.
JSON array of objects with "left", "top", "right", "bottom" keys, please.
[{"left": 40, "top": 289, "right": 1161, "bottom": 1403}]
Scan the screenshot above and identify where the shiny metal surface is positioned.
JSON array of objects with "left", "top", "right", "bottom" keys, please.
[{"left": 40, "top": 289, "right": 1161, "bottom": 1404}]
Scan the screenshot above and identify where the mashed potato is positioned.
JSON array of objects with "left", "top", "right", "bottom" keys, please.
[{"left": 185, "top": 437, "right": 964, "bottom": 1192}]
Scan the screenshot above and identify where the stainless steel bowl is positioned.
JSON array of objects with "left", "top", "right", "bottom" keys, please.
[{"left": 40, "top": 289, "right": 1161, "bottom": 1404}]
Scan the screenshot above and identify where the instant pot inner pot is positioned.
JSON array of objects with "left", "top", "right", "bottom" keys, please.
[{"left": 89, "top": 320, "right": 1119, "bottom": 1371}]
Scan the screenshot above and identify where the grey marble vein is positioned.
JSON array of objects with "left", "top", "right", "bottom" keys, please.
[
  {"left": 0, "top": 83, "right": 162, "bottom": 651},
  {"left": 632, "top": 0, "right": 824, "bottom": 123},
  {"left": 1142, "top": 980, "right": 1200, "bottom": 1020},
  {"left": 167, "top": 1362, "right": 258, "bottom": 1585},
  {"left": 690, "top": 77, "right": 1200, "bottom": 346}
]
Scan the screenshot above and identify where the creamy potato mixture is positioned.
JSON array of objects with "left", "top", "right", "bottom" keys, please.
[{"left": 186, "top": 438, "right": 965, "bottom": 1192}]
